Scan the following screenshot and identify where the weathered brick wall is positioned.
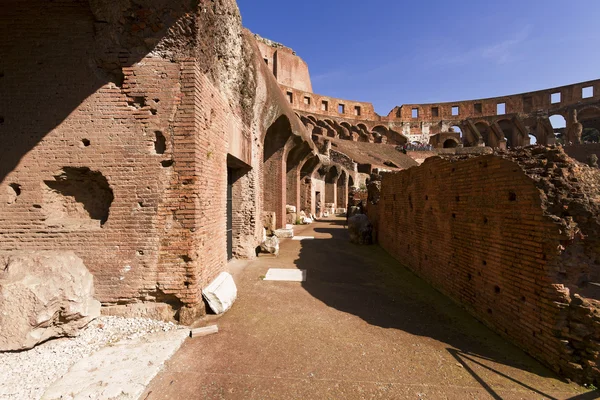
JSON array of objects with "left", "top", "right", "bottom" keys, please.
[
  {"left": 0, "top": 0, "right": 309, "bottom": 323},
  {"left": 373, "top": 147, "right": 600, "bottom": 384}
]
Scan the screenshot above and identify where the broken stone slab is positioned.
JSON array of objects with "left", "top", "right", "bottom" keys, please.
[
  {"left": 0, "top": 251, "right": 101, "bottom": 351},
  {"left": 202, "top": 272, "right": 237, "bottom": 315},
  {"left": 286, "top": 205, "right": 297, "bottom": 213},
  {"left": 41, "top": 329, "right": 189, "bottom": 400},
  {"left": 260, "top": 235, "right": 280, "bottom": 256},
  {"left": 190, "top": 325, "right": 218, "bottom": 338},
  {"left": 274, "top": 228, "right": 294, "bottom": 238},
  {"left": 264, "top": 268, "right": 306, "bottom": 282}
]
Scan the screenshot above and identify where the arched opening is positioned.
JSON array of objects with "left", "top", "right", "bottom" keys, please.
[
  {"left": 443, "top": 139, "right": 458, "bottom": 148},
  {"left": 475, "top": 122, "right": 492, "bottom": 147},
  {"left": 324, "top": 166, "right": 339, "bottom": 212},
  {"left": 348, "top": 175, "right": 355, "bottom": 188},
  {"left": 578, "top": 107, "right": 600, "bottom": 142},
  {"left": 450, "top": 125, "right": 463, "bottom": 140},
  {"left": 529, "top": 134, "right": 537, "bottom": 145},
  {"left": 497, "top": 119, "right": 515, "bottom": 148},
  {"left": 550, "top": 114, "right": 567, "bottom": 144},
  {"left": 286, "top": 141, "right": 312, "bottom": 215},
  {"left": 336, "top": 170, "right": 348, "bottom": 210},
  {"left": 299, "top": 156, "right": 320, "bottom": 215},
  {"left": 263, "top": 115, "right": 293, "bottom": 229},
  {"left": 340, "top": 122, "right": 354, "bottom": 141}
]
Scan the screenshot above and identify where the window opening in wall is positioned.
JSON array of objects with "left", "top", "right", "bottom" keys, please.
[
  {"left": 583, "top": 86, "right": 594, "bottom": 98},
  {"left": 338, "top": 104, "right": 345, "bottom": 114},
  {"left": 431, "top": 107, "right": 439, "bottom": 117},
  {"left": 474, "top": 103, "right": 482, "bottom": 114},
  {"left": 452, "top": 106, "right": 459, "bottom": 116},
  {"left": 354, "top": 106, "right": 361, "bottom": 116},
  {"left": 497, "top": 103, "right": 506, "bottom": 115},
  {"left": 286, "top": 91, "right": 293, "bottom": 104},
  {"left": 321, "top": 100, "right": 328, "bottom": 111},
  {"left": 304, "top": 96, "right": 311, "bottom": 105},
  {"left": 551, "top": 92, "right": 561, "bottom": 104},
  {"left": 411, "top": 108, "right": 419, "bottom": 118}
]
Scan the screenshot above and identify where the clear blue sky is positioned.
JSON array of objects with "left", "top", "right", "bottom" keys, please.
[{"left": 238, "top": 0, "right": 600, "bottom": 117}]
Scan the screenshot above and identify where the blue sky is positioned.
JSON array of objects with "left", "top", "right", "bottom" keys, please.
[{"left": 238, "top": 0, "right": 600, "bottom": 118}]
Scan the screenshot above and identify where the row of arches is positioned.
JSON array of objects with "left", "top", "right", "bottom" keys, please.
[
  {"left": 298, "top": 114, "right": 409, "bottom": 146},
  {"left": 262, "top": 114, "right": 353, "bottom": 231}
]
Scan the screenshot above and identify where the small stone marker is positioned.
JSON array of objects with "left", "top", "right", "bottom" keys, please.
[
  {"left": 292, "top": 236, "right": 314, "bottom": 241},
  {"left": 263, "top": 268, "right": 306, "bottom": 282},
  {"left": 190, "top": 325, "right": 218, "bottom": 338}
]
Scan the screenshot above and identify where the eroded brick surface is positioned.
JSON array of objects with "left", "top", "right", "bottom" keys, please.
[{"left": 372, "top": 147, "right": 600, "bottom": 384}]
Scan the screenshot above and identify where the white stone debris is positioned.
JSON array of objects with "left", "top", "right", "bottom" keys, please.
[
  {"left": 202, "top": 272, "right": 237, "bottom": 314},
  {"left": 0, "top": 316, "right": 180, "bottom": 400}
]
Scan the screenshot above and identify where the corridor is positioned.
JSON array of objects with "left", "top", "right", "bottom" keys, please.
[{"left": 143, "top": 218, "right": 589, "bottom": 399}]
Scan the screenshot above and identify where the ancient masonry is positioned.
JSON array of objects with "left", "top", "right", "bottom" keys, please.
[{"left": 0, "top": 0, "right": 598, "bottom": 386}]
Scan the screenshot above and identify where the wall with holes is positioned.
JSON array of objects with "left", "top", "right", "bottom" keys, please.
[
  {"left": 373, "top": 151, "right": 600, "bottom": 384},
  {"left": 0, "top": 0, "right": 278, "bottom": 324}
]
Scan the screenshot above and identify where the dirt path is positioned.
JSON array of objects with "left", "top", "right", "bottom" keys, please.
[{"left": 143, "top": 218, "right": 592, "bottom": 399}]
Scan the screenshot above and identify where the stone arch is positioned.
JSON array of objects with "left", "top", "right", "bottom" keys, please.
[
  {"left": 306, "top": 115, "right": 318, "bottom": 124},
  {"left": 443, "top": 138, "right": 459, "bottom": 148},
  {"left": 286, "top": 141, "right": 313, "bottom": 212},
  {"left": 497, "top": 119, "right": 516, "bottom": 148},
  {"left": 324, "top": 165, "right": 340, "bottom": 209},
  {"left": 263, "top": 115, "right": 294, "bottom": 229},
  {"left": 549, "top": 113, "right": 567, "bottom": 143},
  {"left": 450, "top": 125, "right": 463, "bottom": 140},
  {"left": 299, "top": 155, "right": 321, "bottom": 215},
  {"left": 475, "top": 121, "right": 493, "bottom": 147},
  {"left": 577, "top": 106, "right": 600, "bottom": 134}
]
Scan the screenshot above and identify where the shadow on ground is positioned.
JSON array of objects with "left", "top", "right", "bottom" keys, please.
[{"left": 296, "top": 220, "right": 598, "bottom": 400}]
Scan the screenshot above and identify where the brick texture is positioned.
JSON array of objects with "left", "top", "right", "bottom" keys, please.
[{"left": 372, "top": 148, "right": 600, "bottom": 384}]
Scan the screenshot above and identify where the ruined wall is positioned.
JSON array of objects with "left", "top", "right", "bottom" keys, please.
[
  {"left": 373, "top": 147, "right": 600, "bottom": 384},
  {"left": 0, "top": 0, "right": 312, "bottom": 323},
  {"left": 255, "top": 36, "right": 312, "bottom": 93}
]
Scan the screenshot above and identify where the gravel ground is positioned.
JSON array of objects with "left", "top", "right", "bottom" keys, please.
[{"left": 0, "top": 316, "right": 181, "bottom": 400}]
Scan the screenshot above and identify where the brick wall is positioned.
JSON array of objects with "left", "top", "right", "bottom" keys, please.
[
  {"left": 372, "top": 148, "right": 600, "bottom": 384},
  {"left": 0, "top": 0, "right": 300, "bottom": 323}
]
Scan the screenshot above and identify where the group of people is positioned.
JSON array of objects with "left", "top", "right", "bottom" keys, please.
[{"left": 402, "top": 143, "right": 434, "bottom": 152}]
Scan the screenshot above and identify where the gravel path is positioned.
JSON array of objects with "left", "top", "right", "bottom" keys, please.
[{"left": 0, "top": 316, "right": 181, "bottom": 400}]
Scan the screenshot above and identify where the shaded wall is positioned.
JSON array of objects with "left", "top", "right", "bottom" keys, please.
[{"left": 373, "top": 148, "right": 600, "bottom": 384}]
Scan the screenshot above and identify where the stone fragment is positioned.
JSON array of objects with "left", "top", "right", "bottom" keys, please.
[
  {"left": 274, "top": 228, "right": 294, "bottom": 238},
  {"left": 286, "top": 212, "right": 297, "bottom": 225},
  {"left": 260, "top": 235, "right": 280, "bottom": 255},
  {"left": 348, "top": 214, "right": 373, "bottom": 245},
  {"left": 262, "top": 212, "right": 276, "bottom": 236},
  {"left": 0, "top": 251, "right": 101, "bottom": 351},
  {"left": 286, "top": 205, "right": 296, "bottom": 213},
  {"left": 202, "top": 272, "right": 237, "bottom": 315},
  {"left": 190, "top": 325, "right": 218, "bottom": 338}
]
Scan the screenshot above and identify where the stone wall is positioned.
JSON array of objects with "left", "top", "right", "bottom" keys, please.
[
  {"left": 0, "top": 0, "right": 313, "bottom": 323},
  {"left": 372, "top": 147, "right": 600, "bottom": 384}
]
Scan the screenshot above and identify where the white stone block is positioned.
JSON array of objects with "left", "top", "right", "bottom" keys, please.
[
  {"left": 202, "top": 272, "right": 237, "bottom": 314},
  {"left": 264, "top": 268, "right": 306, "bottom": 282},
  {"left": 274, "top": 228, "right": 294, "bottom": 238}
]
